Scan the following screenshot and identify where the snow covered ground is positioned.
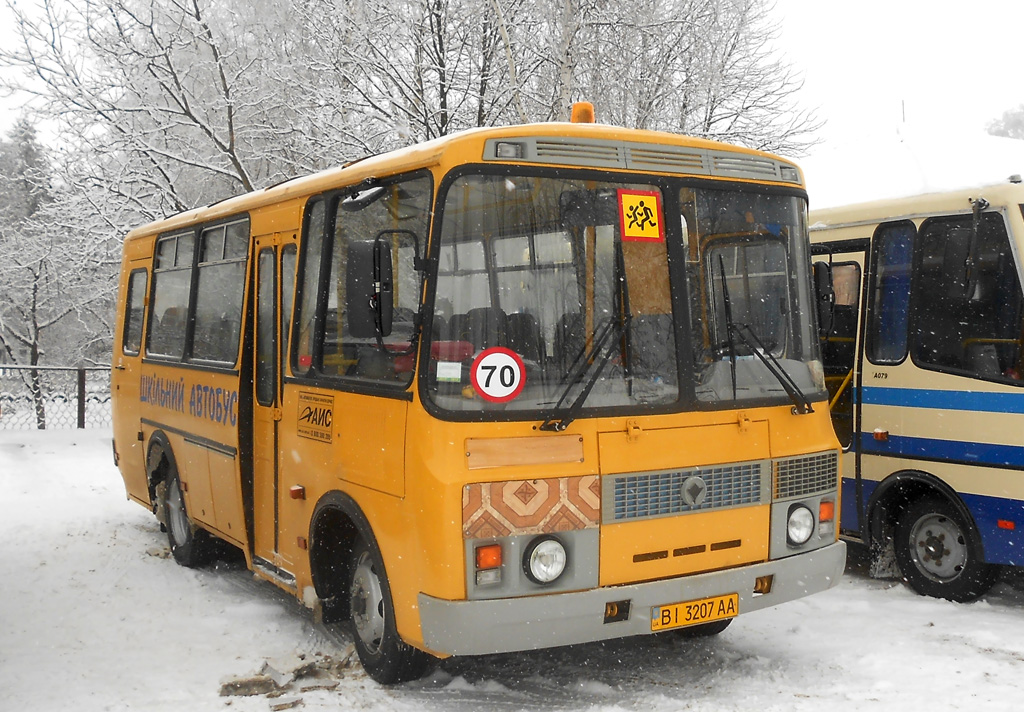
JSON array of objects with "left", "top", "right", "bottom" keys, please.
[{"left": 4, "top": 428, "right": 1024, "bottom": 712}]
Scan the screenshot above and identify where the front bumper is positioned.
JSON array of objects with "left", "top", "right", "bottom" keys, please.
[{"left": 418, "top": 540, "right": 846, "bottom": 656}]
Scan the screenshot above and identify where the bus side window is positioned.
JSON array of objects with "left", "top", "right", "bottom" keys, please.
[
  {"left": 122, "top": 269, "right": 148, "bottom": 356},
  {"left": 911, "top": 213, "right": 1023, "bottom": 381},
  {"left": 294, "top": 200, "right": 326, "bottom": 376},
  {"left": 320, "top": 176, "right": 430, "bottom": 385},
  {"left": 192, "top": 220, "right": 249, "bottom": 365},
  {"left": 867, "top": 221, "right": 914, "bottom": 364},
  {"left": 281, "top": 244, "right": 297, "bottom": 386},
  {"left": 148, "top": 233, "right": 194, "bottom": 360}
]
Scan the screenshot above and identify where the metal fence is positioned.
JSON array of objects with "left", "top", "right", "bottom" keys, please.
[{"left": 0, "top": 365, "right": 112, "bottom": 430}]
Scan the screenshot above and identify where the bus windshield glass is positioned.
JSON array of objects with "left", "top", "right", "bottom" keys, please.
[
  {"left": 424, "top": 172, "right": 822, "bottom": 416},
  {"left": 686, "top": 188, "right": 822, "bottom": 405}
]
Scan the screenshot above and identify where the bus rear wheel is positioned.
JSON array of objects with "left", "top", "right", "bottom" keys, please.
[
  {"left": 893, "top": 497, "right": 995, "bottom": 602},
  {"left": 163, "top": 467, "right": 212, "bottom": 568},
  {"left": 347, "top": 539, "right": 434, "bottom": 684}
]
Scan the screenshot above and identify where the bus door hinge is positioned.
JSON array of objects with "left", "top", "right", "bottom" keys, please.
[
  {"left": 737, "top": 412, "right": 751, "bottom": 433},
  {"left": 272, "top": 407, "right": 283, "bottom": 422},
  {"left": 626, "top": 419, "right": 642, "bottom": 442}
]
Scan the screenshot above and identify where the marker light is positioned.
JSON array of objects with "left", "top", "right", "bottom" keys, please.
[
  {"left": 819, "top": 500, "right": 835, "bottom": 523},
  {"left": 819, "top": 499, "right": 836, "bottom": 539},
  {"left": 787, "top": 505, "right": 815, "bottom": 546},
  {"left": 475, "top": 544, "right": 502, "bottom": 570},
  {"left": 494, "top": 141, "right": 524, "bottom": 159},
  {"left": 570, "top": 102, "right": 595, "bottom": 123},
  {"left": 523, "top": 536, "right": 567, "bottom": 584}
]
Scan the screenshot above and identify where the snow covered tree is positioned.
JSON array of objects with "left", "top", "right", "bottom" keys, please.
[
  {"left": 988, "top": 105, "right": 1024, "bottom": 141},
  {"left": 0, "top": 0, "right": 819, "bottom": 392},
  {"left": 0, "top": 119, "right": 117, "bottom": 426}
]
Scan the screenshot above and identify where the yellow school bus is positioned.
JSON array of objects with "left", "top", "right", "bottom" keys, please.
[
  {"left": 811, "top": 179, "right": 1024, "bottom": 602},
  {"left": 112, "top": 106, "right": 845, "bottom": 683}
]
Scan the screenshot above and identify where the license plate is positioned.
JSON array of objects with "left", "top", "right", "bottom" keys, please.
[{"left": 651, "top": 593, "right": 739, "bottom": 632}]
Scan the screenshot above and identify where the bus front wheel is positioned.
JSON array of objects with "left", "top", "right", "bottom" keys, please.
[
  {"left": 675, "top": 618, "right": 732, "bottom": 638},
  {"left": 893, "top": 497, "right": 995, "bottom": 602},
  {"left": 347, "top": 539, "right": 434, "bottom": 684},
  {"left": 163, "top": 466, "right": 211, "bottom": 568}
]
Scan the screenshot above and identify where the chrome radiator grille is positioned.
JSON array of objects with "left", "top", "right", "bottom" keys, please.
[
  {"left": 605, "top": 460, "right": 767, "bottom": 523},
  {"left": 774, "top": 451, "right": 839, "bottom": 500}
]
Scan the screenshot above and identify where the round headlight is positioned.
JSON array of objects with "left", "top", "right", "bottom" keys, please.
[
  {"left": 787, "top": 505, "right": 815, "bottom": 546},
  {"left": 523, "top": 536, "right": 567, "bottom": 584}
]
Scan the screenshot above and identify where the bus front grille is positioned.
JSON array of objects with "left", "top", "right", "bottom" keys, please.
[
  {"left": 773, "top": 451, "right": 839, "bottom": 500},
  {"left": 604, "top": 460, "right": 768, "bottom": 524}
]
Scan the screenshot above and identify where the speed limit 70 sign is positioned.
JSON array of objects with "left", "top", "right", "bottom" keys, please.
[{"left": 470, "top": 347, "right": 525, "bottom": 403}]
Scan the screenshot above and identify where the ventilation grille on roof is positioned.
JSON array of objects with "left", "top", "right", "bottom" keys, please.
[{"left": 484, "top": 136, "right": 801, "bottom": 183}]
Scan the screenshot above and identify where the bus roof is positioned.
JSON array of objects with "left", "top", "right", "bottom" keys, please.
[
  {"left": 809, "top": 179, "right": 1024, "bottom": 233},
  {"left": 125, "top": 121, "right": 804, "bottom": 242}
]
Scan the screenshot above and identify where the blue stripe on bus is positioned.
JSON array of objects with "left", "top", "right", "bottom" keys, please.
[
  {"left": 859, "top": 432, "right": 1024, "bottom": 468},
  {"left": 843, "top": 478, "right": 1024, "bottom": 566},
  {"left": 962, "top": 493, "right": 1024, "bottom": 566},
  {"left": 861, "top": 386, "right": 1024, "bottom": 414}
]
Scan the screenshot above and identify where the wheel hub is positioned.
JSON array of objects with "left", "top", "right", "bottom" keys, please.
[
  {"left": 920, "top": 532, "right": 949, "bottom": 565},
  {"left": 910, "top": 513, "right": 967, "bottom": 583},
  {"left": 167, "top": 479, "right": 190, "bottom": 546},
  {"left": 350, "top": 552, "right": 386, "bottom": 654}
]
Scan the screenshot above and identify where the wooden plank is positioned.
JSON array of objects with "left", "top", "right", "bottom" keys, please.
[{"left": 465, "top": 434, "right": 585, "bottom": 470}]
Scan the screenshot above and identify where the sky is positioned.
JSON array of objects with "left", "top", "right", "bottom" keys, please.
[
  {"left": 773, "top": 0, "right": 1024, "bottom": 145},
  {"left": 771, "top": 0, "right": 1024, "bottom": 206},
  {"left": 2, "top": 0, "right": 1024, "bottom": 206}
]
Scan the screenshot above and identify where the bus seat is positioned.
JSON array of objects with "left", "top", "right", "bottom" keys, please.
[
  {"left": 506, "top": 312, "right": 543, "bottom": 362},
  {"left": 466, "top": 307, "right": 507, "bottom": 350},
  {"left": 449, "top": 313, "right": 468, "bottom": 342},
  {"left": 431, "top": 315, "right": 448, "bottom": 341},
  {"left": 554, "top": 312, "right": 585, "bottom": 375},
  {"left": 152, "top": 307, "right": 184, "bottom": 353},
  {"left": 966, "top": 342, "right": 1001, "bottom": 377},
  {"left": 629, "top": 314, "right": 676, "bottom": 383}
]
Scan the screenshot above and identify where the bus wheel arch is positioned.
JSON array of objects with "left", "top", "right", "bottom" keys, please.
[
  {"left": 868, "top": 470, "right": 995, "bottom": 601},
  {"left": 308, "top": 491, "right": 434, "bottom": 684},
  {"left": 145, "top": 432, "right": 177, "bottom": 526},
  {"left": 144, "top": 432, "right": 212, "bottom": 567},
  {"left": 308, "top": 491, "right": 366, "bottom": 624}
]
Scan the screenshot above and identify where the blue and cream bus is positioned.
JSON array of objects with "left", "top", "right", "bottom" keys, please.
[{"left": 810, "top": 179, "right": 1024, "bottom": 601}]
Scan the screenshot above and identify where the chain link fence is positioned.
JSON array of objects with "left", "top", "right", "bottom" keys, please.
[{"left": 0, "top": 365, "right": 112, "bottom": 430}]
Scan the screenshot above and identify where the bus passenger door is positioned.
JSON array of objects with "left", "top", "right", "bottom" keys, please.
[
  {"left": 112, "top": 256, "right": 151, "bottom": 503},
  {"left": 814, "top": 246, "right": 866, "bottom": 533},
  {"left": 251, "top": 236, "right": 297, "bottom": 580}
]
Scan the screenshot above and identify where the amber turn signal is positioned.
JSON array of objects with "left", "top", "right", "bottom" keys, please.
[
  {"left": 819, "top": 500, "right": 835, "bottom": 523},
  {"left": 475, "top": 543, "right": 502, "bottom": 570}
]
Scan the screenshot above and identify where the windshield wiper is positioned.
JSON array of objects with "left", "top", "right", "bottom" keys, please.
[
  {"left": 539, "top": 313, "right": 631, "bottom": 432},
  {"left": 717, "top": 256, "right": 814, "bottom": 415},
  {"left": 731, "top": 323, "right": 814, "bottom": 414}
]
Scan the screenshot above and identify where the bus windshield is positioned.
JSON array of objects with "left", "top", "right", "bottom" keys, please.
[
  {"left": 687, "top": 189, "right": 823, "bottom": 406},
  {"left": 425, "top": 171, "right": 823, "bottom": 417}
]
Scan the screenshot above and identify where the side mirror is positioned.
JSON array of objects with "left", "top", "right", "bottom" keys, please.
[
  {"left": 812, "top": 260, "right": 835, "bottom": 337},
  {"left": 347, "top": 238, "right": 393, "bottom": 339}
]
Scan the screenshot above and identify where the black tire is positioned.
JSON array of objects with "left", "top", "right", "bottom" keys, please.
[
  {"left": 675, "top": 618, "right": 733, "bottom": 638},
  {"left": 348, "top": 538, "right": 434, "bottom": 684},
  {"left": 163, "top": 465, "right": 212, "bottom": 568},
  {"left": 893, "top": 496, "right": 996, "bottom": 602}
]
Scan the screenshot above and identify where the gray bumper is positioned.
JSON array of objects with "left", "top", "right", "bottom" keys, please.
[{"left": 418, "top": 540, "right": 846, "bottom": 656}]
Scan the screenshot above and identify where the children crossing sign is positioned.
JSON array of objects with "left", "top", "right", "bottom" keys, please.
[{"left": 618, "top": 189, "right": 665, "bottom": 242}]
